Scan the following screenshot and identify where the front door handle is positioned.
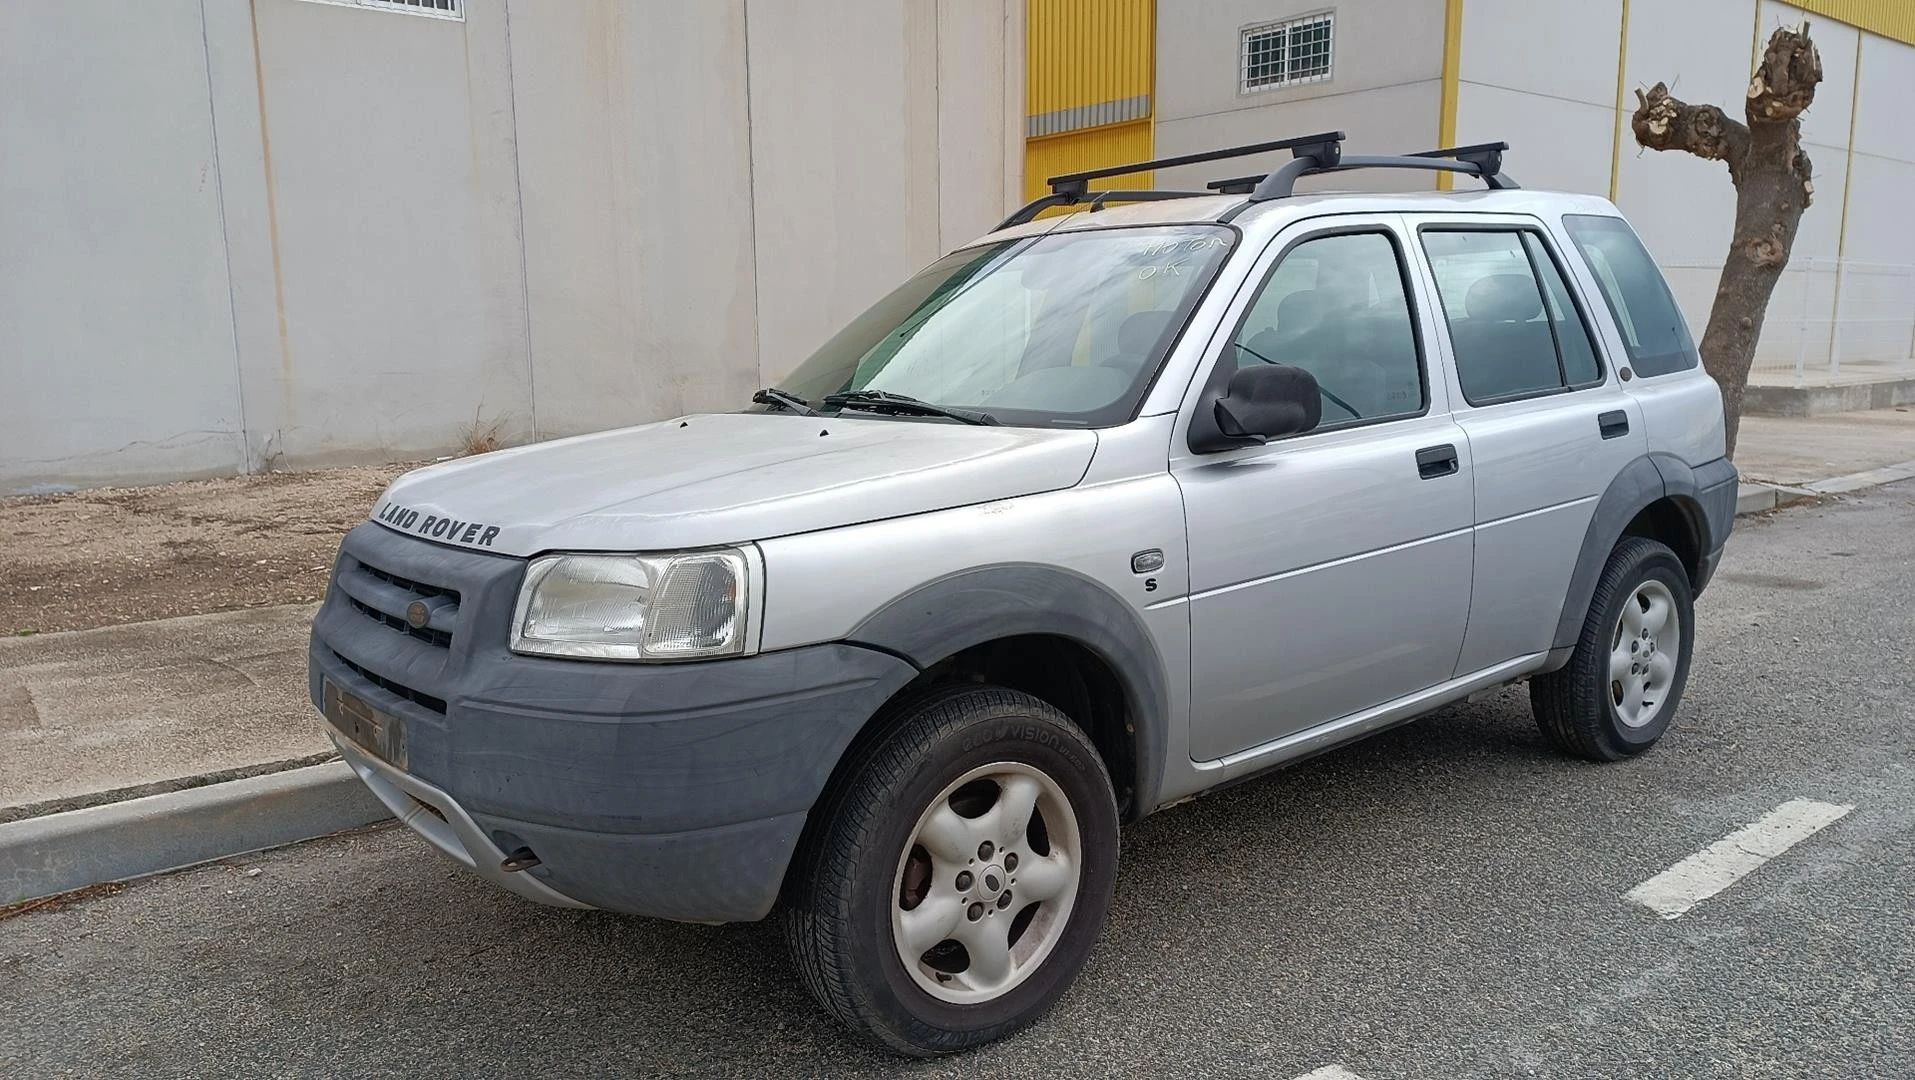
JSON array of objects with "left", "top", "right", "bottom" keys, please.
[
  {"left": 1599, "top": 410, "right": 1630, "bottom": 439},
  {"left": 1416, "top": 443, "right": 1460, "bottom": 480}
]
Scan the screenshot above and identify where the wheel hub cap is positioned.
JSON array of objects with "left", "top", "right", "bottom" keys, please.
[
  {"left": 1609, "top": 579, "right": 1680, "bottom": 729},
  {"left": 978, "top": 864, "right": 1006, "bottom": 898},
  {"left": 889, "top": 761, "right": 1082, "bottom": 1005}
]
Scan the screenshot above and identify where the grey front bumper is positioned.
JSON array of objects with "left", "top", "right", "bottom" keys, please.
[
  {"left": 329, "top": 729, "right": 590, "bottom": 909},
  {"left": 310, "top": 522, "right": 921, "bottom": 923}
]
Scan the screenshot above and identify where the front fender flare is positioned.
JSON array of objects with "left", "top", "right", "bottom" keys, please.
[{"left": 845, "top": 564, "right": 1170, "bottom": 817}]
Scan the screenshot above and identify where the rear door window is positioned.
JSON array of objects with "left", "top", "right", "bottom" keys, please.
[
  {"left": 1421, "top": 228, "right": 1604, "bottom": 404},
  {"left": 1563, "top": 214, "right": 1698, "bottom": 377}
]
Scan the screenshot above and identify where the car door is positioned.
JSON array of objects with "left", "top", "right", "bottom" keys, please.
[
  {"left": 1171, "top": 216, "right": 1475, "bottom": 763},
  {"left": 1407, "top": 215, "right": 1649, "bottom": 674}
]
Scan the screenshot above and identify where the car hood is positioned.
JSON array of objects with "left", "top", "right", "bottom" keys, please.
[{"left": 370, "top": 412, "right": 1099, "bottom": 556}]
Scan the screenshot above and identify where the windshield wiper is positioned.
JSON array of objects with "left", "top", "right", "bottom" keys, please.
[
  {"left": 751, "top": 387, "right": 819, "bottom": 416},
  {"left": 821, "top": 390, "right": 999, "bottom": 426}
]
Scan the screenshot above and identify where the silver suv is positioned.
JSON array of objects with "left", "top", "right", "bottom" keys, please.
[{"left": 310, "top": 134, "right": 1737, "bottom": 1055}]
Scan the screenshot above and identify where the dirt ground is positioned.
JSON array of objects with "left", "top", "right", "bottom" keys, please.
[{"left": 1, "top": 465, "right": 413, "bottom": 635}]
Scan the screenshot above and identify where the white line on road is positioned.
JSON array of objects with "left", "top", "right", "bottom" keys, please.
[
  {"left": 1625, "top": 798, "right": 1854, "bottom": 919},
  {"left": 1292, "top": 1067, "right": 1366, "bottom": 1080}
]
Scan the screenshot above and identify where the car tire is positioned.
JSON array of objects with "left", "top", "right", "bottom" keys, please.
[
  {"left": 1531, "top": 536, "right": 1696, "bottom": 762},
  {"left": 782, "top": 685, "right": 1120, "bottom": 1056}
]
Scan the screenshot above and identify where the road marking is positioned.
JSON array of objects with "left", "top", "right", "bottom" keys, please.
[
  {"left": 1625, "top": 798, "right": 1854, "bottom": 919},
  {"left": 1293, "top": 1067, "right": 1366, "bottom": 1080}
]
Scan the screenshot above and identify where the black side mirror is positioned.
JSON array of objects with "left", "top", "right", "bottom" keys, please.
[{"left": 1213, "top": 363, "right": 1322, "bottom": 443}]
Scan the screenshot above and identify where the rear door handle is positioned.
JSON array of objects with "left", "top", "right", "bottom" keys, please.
[
  {"left": 1599, "top": 410, "right": 1630, "bottom": 439},
  {"left": 1416, "top": 443, "right": 1459, "bottom": 480}
]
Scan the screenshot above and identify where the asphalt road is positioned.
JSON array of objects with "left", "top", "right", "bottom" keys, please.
[{"left": 5, "top": 482, "right": 1912, "bottom": 1080}]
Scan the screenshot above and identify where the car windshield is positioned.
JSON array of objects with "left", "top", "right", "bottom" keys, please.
[{"left": 771, "top": 225, "right": 1236, "bottom": 427}]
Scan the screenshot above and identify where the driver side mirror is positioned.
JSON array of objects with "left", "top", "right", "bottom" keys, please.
[{"left": 1212, "top": 363, "right": 1323, "bottom": 443}]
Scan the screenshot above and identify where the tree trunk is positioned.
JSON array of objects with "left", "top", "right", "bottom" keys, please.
[{"left": 1632, "top": 24, "right": 1822, "bottom": 459}]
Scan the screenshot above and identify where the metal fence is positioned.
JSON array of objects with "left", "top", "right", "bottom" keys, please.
[{"left": 1713, "top": 257, "right": 1915, "bottom": 386}]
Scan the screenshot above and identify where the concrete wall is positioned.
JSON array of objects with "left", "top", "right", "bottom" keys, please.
[
  {"left": 1452, "top": 0, "right": 1622, "bottom": 198},
  {"left": 1, "top": 2, "right": 247, "bottom": 489},
  {"left": 1, "top": 0, "right": 1022, "bottom": 492},
  {"left": 1152, "top": 1, "right": 1445, "bottom": 192}
]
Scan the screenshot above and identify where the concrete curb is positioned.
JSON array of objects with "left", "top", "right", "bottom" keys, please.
[
  {"left": 1738, "top": 457, "right": 1915, "bottom": 516},
  {"left": 1736, "top": 482, "right": 1817, "bottom": 516},
  {"left": 1801, "top": 458, "right": 1915, "bottom": 495},
  {"left": 0, "top": 762, "right": 390, "bottom": 907}
]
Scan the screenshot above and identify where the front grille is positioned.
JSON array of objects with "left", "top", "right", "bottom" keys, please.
[
  {"left": 338, "top": 555, "right": 460, "bottom": 649},
  {"left": 361, "top": 563, "right": 459, "bottom": 604},
  {"left": 348, "top": 596, "right": 454, "bottom": 648},
  {"left": 333, "top": 649, "right": 448, "bottom": 714}
]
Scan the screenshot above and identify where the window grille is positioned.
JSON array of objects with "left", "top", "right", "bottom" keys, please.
[
  {"left": 296, "top": 0, "right": 463, "bottom": 21},
  {"left": 1242, "top": 13, "right": 1334, "bottom": 92}
]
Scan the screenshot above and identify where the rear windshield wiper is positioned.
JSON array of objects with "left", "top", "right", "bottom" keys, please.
[
  {"left": 751, "top": 387, "right": 819, "bottom": 416},
  {"left": 821, "top": 390, "right": 999, "bottom": 426}
]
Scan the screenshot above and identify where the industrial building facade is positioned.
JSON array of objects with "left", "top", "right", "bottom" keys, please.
[
  {"left": 2, "top": 0, "right": 1023, "bottom": 492},
  {"left": 9, "top": 1, "right": 1913, "bottom": 492},
  {"left": 1026, "top": 0, "right": 1915, "bottom": 396}
]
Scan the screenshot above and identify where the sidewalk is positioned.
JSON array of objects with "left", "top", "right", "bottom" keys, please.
[
  {"left": 1734, "top": 409, "right": 1915, "bottom": 487},
  {"left": 1730, "top": 409, "right": 1915, "bottom": 512},
  {"left": 0, "top": 604, "right": 327, "bottom": 821}
]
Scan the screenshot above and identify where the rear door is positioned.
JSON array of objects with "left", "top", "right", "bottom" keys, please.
[
  {"left": 1173, "top": 215, "right": 1475, "bottom": 763},
  {"left": 1407, "top": 214, "right": 1648, "bottom": 674},
  {"left": 1560, "top": 213, "right": 1727, "bottom": 465}
]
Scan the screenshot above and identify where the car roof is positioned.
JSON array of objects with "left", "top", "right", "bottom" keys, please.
[{"left": 973, "top": 187, "right": 1624, "bottom": 248}]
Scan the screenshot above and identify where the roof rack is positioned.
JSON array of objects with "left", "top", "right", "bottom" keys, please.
[
  {"left": 992, "top": 133, "right": 1520, "bottom": 231},
  {"left": 1219, "top": 141, "right": 1519, "bottom": 219},
  {"left": 995, "top": 131, "right": 1347, "bottom": 229}
]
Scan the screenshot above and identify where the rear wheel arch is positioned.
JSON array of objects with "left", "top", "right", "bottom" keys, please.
[
  {"left": 1550, "top": 454, "right": 1729, "bottom": 664},
  {"left": 1620, "top": 496, "right": 1704, "bottom": 587}
]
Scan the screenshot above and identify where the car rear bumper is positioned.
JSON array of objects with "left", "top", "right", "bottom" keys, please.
[{"left": 1691, "top": 456, "right": 1739, "bottom": 594}]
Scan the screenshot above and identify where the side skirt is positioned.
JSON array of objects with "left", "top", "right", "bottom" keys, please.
[{"left": 1185, "top": 652, "right": 1549, "bottom": 791}]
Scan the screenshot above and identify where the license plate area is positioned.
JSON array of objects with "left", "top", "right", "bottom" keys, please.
[{"left": 323, "top": 678, "right": 408, "bottom": 770}]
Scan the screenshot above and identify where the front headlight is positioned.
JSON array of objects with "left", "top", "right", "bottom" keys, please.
[{"left": 510, "top": 549, "right": 753, "bottom": 661}]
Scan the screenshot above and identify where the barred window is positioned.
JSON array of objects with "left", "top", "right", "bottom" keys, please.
[
  {"left": 297, "top": 0, "right": 463, "bottom": 20},
  {"left": 1241, "top": 13, "right": 1334, "bottom": 92}
]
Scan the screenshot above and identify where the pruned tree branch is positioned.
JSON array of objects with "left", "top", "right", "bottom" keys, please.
[
  {"left": 1748, "top": 20, "right": 1823, "bottom": 123},
  {"left": 1633, "top": 83, "right": 1751, "bottom": 174}
]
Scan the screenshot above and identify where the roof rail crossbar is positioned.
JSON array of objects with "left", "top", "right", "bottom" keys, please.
[
  {"left": 1409, "top": 140, "right": 1507, "bottom": 164},
  {"left": 1045, "top": 130, "right": 1346, "bottom": 196},
  {"left": 1243, "top": 141, "right": 1520, "bottom": 203},
  {"left": 996, "top": 130, "right": 1347, "bottom": 229}
]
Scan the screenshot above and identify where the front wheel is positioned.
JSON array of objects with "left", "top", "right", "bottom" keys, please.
[
  {"left": 1531, "top": 536, "right": 1696, "bottom": 761},
  {"left": 782, "top": 686, "right": 1120, "bottom": 1056}
]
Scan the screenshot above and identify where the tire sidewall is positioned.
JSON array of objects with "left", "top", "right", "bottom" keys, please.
[
  {"left": 1596, "top": 547, "right": 1696, "bottom": 753},
  {"left": 847, "top": 697, "right": 1120, "bottom": 1047}
]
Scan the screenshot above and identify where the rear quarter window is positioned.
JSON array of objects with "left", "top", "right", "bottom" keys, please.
[{"left": 1563, "top": 214, "right": 1698, "bottom": 377}]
